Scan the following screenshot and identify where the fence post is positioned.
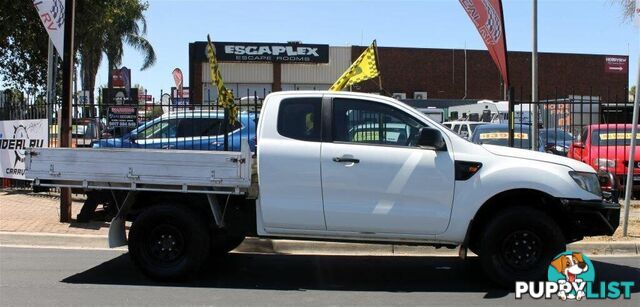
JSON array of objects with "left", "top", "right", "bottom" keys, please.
[{"left": 508, "top": 87, "right": 515, "bottom": 147}]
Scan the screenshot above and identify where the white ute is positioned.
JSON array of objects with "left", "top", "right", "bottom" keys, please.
[{"left": 25, "top": 91, "right": 620, "bottom": 286}]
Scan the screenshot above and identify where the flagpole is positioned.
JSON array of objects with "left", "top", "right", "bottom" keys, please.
[{"left": 373, "top": 40, "right": 383, "bottom": 93}]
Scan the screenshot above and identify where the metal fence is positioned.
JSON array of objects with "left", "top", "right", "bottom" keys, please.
[
  {"left": 504, "top": 88, "right": 635, "bottom": 192},
  {"left": 1, "top": 87, "right": 266, "bottom": 188}
]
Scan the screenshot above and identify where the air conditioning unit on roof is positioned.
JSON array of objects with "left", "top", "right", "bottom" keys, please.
[
  {"left": 392, "top": 93, "right": 406, "bottom": 100},
  {"left": 414, "top": 91, "right": 428, "bottom": 100}
]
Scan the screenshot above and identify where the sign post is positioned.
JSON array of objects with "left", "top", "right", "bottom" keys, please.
[
  {"left": 60, "top": 0, "right": 75, "bottom": 222},
  {"left": 623, "top": 56, "right": 640, "bottom": 237}
]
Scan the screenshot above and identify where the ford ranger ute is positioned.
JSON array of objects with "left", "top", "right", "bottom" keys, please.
[{"left": 25, "top": 91, "right": 620, "bottom": 286}]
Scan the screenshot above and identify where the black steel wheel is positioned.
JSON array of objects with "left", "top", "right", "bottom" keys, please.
[
  {"left": 129, "top": 203, "right": 210, "bottom": 280},
  {"left": 479, "top": 206, "right": 565, "bottom": 287}
]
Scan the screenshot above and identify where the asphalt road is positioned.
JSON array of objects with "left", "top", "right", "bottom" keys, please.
[{"left": 0, "top": 246, "right": 638, "bottom": 306}]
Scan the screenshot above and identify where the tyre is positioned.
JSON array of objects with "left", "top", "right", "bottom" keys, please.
[
  {"left": 128, "top": 203, "right": 210, "bottom": 281},
  {"left": 210, "top": 231, "right": 245, "bottom": 256},
  {"left": 479, "top": 206, "right": 565, "bottom": 287}
]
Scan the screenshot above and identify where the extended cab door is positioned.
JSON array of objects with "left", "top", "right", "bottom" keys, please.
[
  {"left": 257, "top": 96, "right": 326, "bottom": 230},
  {"left": 321, "top": 97, "right": 455, "bottom": 235}
]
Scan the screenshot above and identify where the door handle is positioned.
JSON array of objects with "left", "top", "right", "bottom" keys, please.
[{"left": 333, "top": 157, "right": 360, "bottom": 163}]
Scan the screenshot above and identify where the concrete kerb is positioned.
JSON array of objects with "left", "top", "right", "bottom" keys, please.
[{"left": 1, "top": 231, "right": 638, "bottom": 256}]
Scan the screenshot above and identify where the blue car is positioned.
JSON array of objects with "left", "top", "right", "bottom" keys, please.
[
  {"left": 92, "top": 111, "right": 257, "bottom": 152},
  {"left": 471, "top": 123, "right": 544, "bottom": 152}
]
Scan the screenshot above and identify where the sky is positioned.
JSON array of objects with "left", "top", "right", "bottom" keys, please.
[{"left": 91, "top": 0, "right": 638, "bottom": 99}]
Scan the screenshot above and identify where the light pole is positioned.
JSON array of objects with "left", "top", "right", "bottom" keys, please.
[{"left": 531, "top": 0, "right": 539, "bottom": 151}]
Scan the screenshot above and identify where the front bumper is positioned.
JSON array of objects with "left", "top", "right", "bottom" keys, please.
[{"left": 560, "top": 199, "right": 620, "bottom": 241}]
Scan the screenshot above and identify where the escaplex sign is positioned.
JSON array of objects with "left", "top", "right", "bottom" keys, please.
[
  {"left": 0, "top": 119, "right": 48, "bottom": 179},
  {"left": 194, "top": 41, "right": 329, "bottom": 63}
]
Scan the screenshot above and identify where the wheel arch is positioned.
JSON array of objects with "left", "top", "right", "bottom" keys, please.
[{"left": 467, "top": 188, "right": 569, "bottom": 253}]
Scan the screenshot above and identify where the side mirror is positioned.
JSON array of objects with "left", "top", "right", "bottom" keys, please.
[
  {"left": 572, "top": 141, "right": 585, "bottom": 149},
  {"left": 418, "top": 127, "right": 446, "bottom": 151}
]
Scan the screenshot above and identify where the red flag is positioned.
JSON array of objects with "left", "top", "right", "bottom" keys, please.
[{"left": 459, "top": 0, "right": 509, "bottom": 89}]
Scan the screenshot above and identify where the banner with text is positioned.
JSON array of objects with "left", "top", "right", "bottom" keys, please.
[
  {"left": 459, "top": 0, "right": 509, "bottom": 89},
  {"left": 32, "top": 0, "right": 65, "bottom": 56},
  {"left": 0, "top": 119, "right": 48, "bottom": 179}
]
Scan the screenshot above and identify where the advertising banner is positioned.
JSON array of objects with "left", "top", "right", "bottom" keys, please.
[
  {"left": 171, "top": 87, "right": 190, "bottom": 109},
  {"left": 605, "top": 56, "right": 628, "bottom": 74},
  {"left": 107, "top": 106, "right": 138, "bottom": 128},
  {"left": 0, "top": 119, "right": 48, "bottom": 179},
  {"left": 102, "top": 88, "right": 139, "bottom": 129},
  {"left": 192, "top": 41, "right": 330, "bottom": 63},
  {"left": 32, "top": 0, "right": 65, "bottom": 56},
  {"left": 172, "top": 68, "right": 184, "bottom": 97},
  {"left": 459, "top": 0, "right": 509, "bottom": 89}
]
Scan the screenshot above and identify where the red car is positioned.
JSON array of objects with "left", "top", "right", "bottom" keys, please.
[{"left": 568, "top": 124, "right": 640, "bottom": 193}]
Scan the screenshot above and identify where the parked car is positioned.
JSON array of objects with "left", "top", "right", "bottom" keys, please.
[
  {"left": 471, "top": 123, "right": 544, "bottom": 151},
  {"left": 442, "top": 121, "right": 488, "bottom": 140},
  {"left": 568, "top": 124, "right": 640, "bottom": 192},
  {"left": 540, "top": 128, "right": 574, "bottom": 156},
  {"left": 92, "top": 111, "right": 257, "bottom": 151}
]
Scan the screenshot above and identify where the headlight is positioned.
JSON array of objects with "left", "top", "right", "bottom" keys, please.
[
  {"left": 569, "top": 171, "right": 602, "bottom": 197},
  {"left": 594, "top": 158, "right": 615, "bottom": 168}
]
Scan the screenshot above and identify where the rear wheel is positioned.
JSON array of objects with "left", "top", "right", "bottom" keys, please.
[
  {"left": 128, "top": 203, "right": 210, "bottom": 280},
  {"left": 479, "top": 206, "right": 565, "bottom": 287}
]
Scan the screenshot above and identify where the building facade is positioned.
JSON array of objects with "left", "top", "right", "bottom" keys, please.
[{"left": 188, "top": 41, "right": 629, "bottom": 104}]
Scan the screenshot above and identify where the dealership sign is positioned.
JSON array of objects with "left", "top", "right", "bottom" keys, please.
[
  {"left": 193, "top": 41, "right": 329, "bottom": 63},
  {"left": 0, "top": 119, "right": 48, "bottom": 179},
  {"left": 604, "top": 56, "right": 628, "bottom": 74},
  {"left": 103, "top": 88, "right": 139, "bottom": 129}
]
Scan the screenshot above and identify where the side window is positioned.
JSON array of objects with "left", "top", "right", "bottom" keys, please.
[
  {"left": 177, "top": 118, "right": 242, "bottom": 138},
  {"left": 332, "top": 98, "right": 426, "bottom": 147},
  {"left": 140, "top": 119, "right": 177, "bottom": 139},
  {"left": 580, "top": 127, "right": 588, "bottom": 143},
  {"left": 277, "top": 97, "right": 322, "bottom": 142},
  {"left": 459, "top": 124, "right": 469, "bottom": 138}
]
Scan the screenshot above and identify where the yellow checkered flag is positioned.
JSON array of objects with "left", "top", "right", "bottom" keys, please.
[
  {"left": 207, "top": 35, "right": 239, "bottom": 124},
  {"left": 330, "top": 40, "right": 380, "bottom": 91}
]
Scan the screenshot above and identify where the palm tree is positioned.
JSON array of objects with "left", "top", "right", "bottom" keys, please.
[
  {"left": 103, "top": 0, "right": 156, "bottom": 89},
  {"left": 77, "top": 0, "right": 155, "bottom": 111}
]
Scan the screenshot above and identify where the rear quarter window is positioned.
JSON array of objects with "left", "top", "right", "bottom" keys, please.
[{"left": 277, "top": 97, "right": 322, "bottom": 142}]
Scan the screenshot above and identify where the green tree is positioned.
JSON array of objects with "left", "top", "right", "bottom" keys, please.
[
  {"left": 0, "top": 1, "right": 57, "bottom": 93},
  {"left": 0, "top": 1, "right": 155, "bottom": 106},
  {"left": 78, "top": 0, "right": 156, "bottom": 107}
]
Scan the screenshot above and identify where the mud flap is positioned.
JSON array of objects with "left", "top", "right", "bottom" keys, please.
[{"left": 108, "top": 191, "right": 137, "bottom": 248}]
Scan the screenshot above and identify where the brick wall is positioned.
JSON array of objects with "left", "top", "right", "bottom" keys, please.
[{"left": 352, "top": 46, "right": 629, "bottom": 101}]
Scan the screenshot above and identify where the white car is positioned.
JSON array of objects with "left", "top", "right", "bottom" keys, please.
[
  {"left": 442, "top": 121, "right": 489, "bottom": 140},
  {"left": 26, "top": 91, "right": 619, "bottom": 286}
]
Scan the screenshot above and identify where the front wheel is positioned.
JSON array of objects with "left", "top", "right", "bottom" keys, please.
[
  {"left": 128, "top": 203, "right": 210, "bottom": 280},
  {"left": 479, "top": 206, "right": 566, "bottom": 287}
]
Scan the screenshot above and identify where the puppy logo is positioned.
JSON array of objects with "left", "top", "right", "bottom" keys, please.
[{"left": 548, "top": 251, "right": 595, "bottom": 301}]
